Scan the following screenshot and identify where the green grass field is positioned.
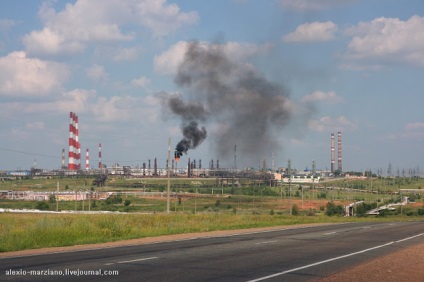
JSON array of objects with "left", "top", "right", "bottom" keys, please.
[
  {"left": 1, "top": 176, "right": 423, "bottom": 252},
  {"left": 2, "top": 212, "right": 422, "bottom": 253}
]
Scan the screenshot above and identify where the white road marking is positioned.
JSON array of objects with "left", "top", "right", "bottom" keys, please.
[
  {"left": 105, "top": 256, "right": 158, "bottom": 265},
  {"left": 255, "top": 240, "right": 277, "bottom": 245},
  {"left": 396, "top": 233, "right": 424, "bottom": 243},
  {"left": 248, "top": 232, "right": 424, "bottom": 282},
  {"left": 247, "top": 242, "right": 394, "bottom": 282},
  {"left": 324, "top": 232, "right": 336, "bottom": 235}
]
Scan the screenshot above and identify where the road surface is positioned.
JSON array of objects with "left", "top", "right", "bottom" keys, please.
[{"left": 1, "top": 221, "right": 423, "bottom": 281}]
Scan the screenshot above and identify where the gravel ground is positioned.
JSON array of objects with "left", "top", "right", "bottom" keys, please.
[{"left": 1, "top": 224, "right": 423, "bottom": 281}]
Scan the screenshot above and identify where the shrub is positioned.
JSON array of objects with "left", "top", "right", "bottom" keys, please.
[
  {"left": 35, "top": 201, "right": 50, "bottom": 210},
  {"left": 49, "top": 194, "right": 56, "bottom": 203},
  {"left": 124, "top": 200, "right": 131, "bottom": 206},
  {"left": 292, "top": 204, "right": 299, "bottom": 216},
  {"left": 106, "top": 195, "right": 122, "bottom": 205},
  {"left": 325, "top": 202, "right": 344, "bottom": 216},
  {"left": 318, "top": 192, "right": 327, "bottom": 199}
]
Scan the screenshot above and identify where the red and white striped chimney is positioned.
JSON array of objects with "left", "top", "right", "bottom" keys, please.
[
  {"left": 85, "top": 148, "right": 90, "bottom": 170},
  {"left": 75, "top": 115, "right": 80, "bottom": 170},
  {"left": 68, "top": 112, "right": 77, "bottom": 170},
  {"left": 338, "top": 131, "right": 342, "bottom": 172}
]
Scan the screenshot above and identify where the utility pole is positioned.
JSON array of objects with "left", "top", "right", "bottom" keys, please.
[
  {"left": 56, "top": 181, "right": 59, "bottom": 212},
  {"left": 288, "top": 159, "right": 292, "bottom": 216},
  {"left": 312, "top": 160, "right": 316, "bottom": 199},
  {"left": 167, "top": 138, "right": 171, "bottom": 214},
  {"left": 234, "top": 144, "right": 237, "bottom": 171}
]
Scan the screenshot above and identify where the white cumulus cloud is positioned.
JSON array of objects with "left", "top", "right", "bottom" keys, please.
[
  {"left": 112, "top": 47, "right": 141, "bottom": 62},
  {"left": 131, "top": 76, "right": 150, "bottom": 88},
  {"left": 405, "top": 122, "right": 424, "bottom": 131},
  {"left": 302, "top": 91, "right": 343, "bottom": 103},
  {"left": 308, "top": 115, "right": 355, "bottom": 132},
  {"left": 86, "top": 64, "right": 109, "bottom": 81},
  {"left": 283, "top": 21, "right": 337, "bottom": 43},
  {"left": 0, "top": 51, "right": 69, "bottom": 97},
  {"left": 23, "top": 0, "right": 198, "bottom": 56},
  {"left": 342, "top": 15, "right": 424, "bottom": 69}
]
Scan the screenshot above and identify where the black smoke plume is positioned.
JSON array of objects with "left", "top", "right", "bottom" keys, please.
[
  {"left": 165, "top": 41, "right": 292, "bottom": 166},
  {"left": 175, "top": 121, "right": 207, "bottom": 159},
  {"left": 166, "top": 95, "right": 208, "bottom": 160}
]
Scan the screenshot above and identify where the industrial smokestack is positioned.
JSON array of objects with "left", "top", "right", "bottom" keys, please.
[
  {"left": 85, "top": 148, "right": 89, "bottom": 170},
  {"left": 68, "top": 112, "right": 77, "bottom": 170},
  {"left": 75, "top": 115, "right": 80, "bottom": 170},
  {"left": 148, "top": 159, "right": 151, "bottom": 176},
  {"left": 154, "top": 158, "right": 158, "bottom": 177},
  {"left": 61, "top": 148, "right": 66, "bottom": 169},
  {"left": 338, "top": 131, "right": 342, "bottom": 172},
  {"left": 98, "top": 143, "right": 102, "bottom": 169},
  {"left": 331, "top": 133, "right": 335, "bottom": 173}
]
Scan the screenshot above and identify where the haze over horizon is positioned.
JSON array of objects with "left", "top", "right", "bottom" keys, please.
[{"left": 0, "top": 0, "right": 423, "bottom": 174}]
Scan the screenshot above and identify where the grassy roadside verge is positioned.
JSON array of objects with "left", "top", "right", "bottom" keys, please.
[{"left": 1, "top": 213, "right": 420, "bottom": 253}]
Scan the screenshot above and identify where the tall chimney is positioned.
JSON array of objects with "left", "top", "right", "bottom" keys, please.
[
  {"left": 68, "top": 112, "right": 77, "bottom": 170},
  {"left": 331, "top": 133, "right": 335, "bottom": 173},
  {"left": 337, "top": 131, "right": 342, "bottom": 172},
  {"left": 85, "top": 148, "right": 89, "bottom": 170},
  {"left": 154, "top": 158, "right": 157, "bottom": 176},
  {"left": 75, "top": 115, "right": 80, "bottom": 170},
  {"left": 98, "top": 143, "right": 102, "bottom": 169},
  {"left": 61, "top": 148, "right": 66, "bottom": 169}
]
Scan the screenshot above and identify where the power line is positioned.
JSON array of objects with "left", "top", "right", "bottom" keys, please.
[{"left": 0, "top": 147, "right": 60, "bottom": 159}]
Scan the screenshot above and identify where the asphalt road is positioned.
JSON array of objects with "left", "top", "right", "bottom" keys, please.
[{"left": 1, "top": 221, "right": 423, "bottom": 281}]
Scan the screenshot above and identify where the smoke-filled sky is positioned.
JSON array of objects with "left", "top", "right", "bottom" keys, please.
[{"left": 0, "top": 0, "right": 423, "bottom": 173}]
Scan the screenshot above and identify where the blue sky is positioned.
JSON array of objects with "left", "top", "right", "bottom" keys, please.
[{"left": 0, "top": 0, "right": 423, "bottom": 174}]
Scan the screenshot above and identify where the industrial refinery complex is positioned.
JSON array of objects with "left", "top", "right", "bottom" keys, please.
[{"left": 1, "top": 112, "right": 346, "bottom": 182}]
